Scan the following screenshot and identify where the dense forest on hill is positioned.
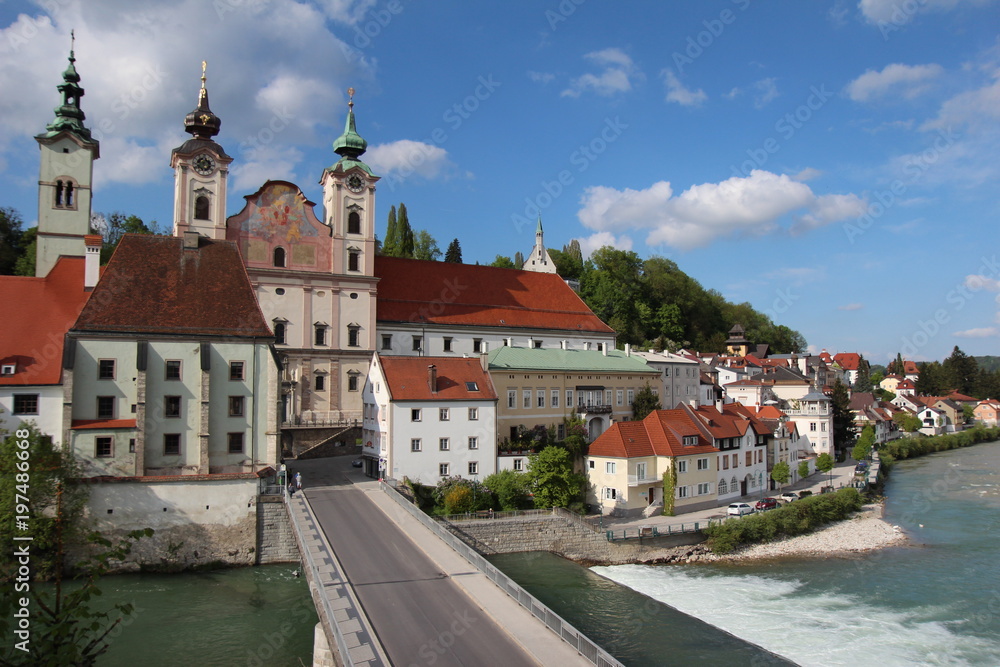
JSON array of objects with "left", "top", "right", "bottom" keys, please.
[
  {"left": 915, "top": 347, "right": 1000, "bottom": 400},
  {"left": 546, "top": 242, "right": 807, "bottom": 354}
]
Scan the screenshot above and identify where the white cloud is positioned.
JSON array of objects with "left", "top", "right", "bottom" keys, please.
[
  {"left": 846, "top": 63, "right": 944, "bottom": 102},
  {"left": 858, "top": 0, "right": 998, "bottom": 23},
  {"left": 93, "top": 136, "right": 171, "bottom": 187},
  {"left": 662, "top": 69, "right": 707, "bottom": 107},
  {"left": 527, "top": 71, "right": 555, "bottom": 84},
  {"left": 316, "top": 0, "right": 378, "bottom": 25},
  {"left": 839, "top": 303, "right": 865, "bottom": 311},
  {"left": 965, "top": 274, "right": 1000, "bottom": 291},
  {"left": 921, "top": 76, "right": 1000, "bottom": 131},
  {"left": 765, "top": 267, "right": 826, "bottom": 284},
  {"left": 577, "top": 170, "right": 860, "bottom": 251},
  {"left": 792, "top": 193, "right": 868, "bottom": 234},
  {"left": 576, "top": 231, "right": 633, "bottom": 258},
  {"left": 953, "top": 327, "right": 999, "bottom": 338},
  {"left": 254, "top": 74, "right": 340, "bottom": 131},
  {"left": 364, "top": 140, "right": 452, "bottom": 180},
  {"left": 230, "top": 145, "right": 303, "bottom": 193},
  {"left": 562, "top": 48, "right": 640, "bottom": 98},
  {"left": 753, "top": 78, "right": 779, "bottom": 109}
]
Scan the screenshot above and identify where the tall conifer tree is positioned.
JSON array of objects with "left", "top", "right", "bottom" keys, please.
[{"left": 383, "top": 205, "right": 398, "bottom": 256}]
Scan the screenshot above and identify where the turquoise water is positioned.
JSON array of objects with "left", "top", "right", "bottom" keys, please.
[
  {"left": 496, "top": 440, "right": 1000, "bottom": 666},
  {"left": 95, "top": 564, "right": 316, "bottom": 666}
]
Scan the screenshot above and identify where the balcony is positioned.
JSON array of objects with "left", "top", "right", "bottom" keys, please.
[
  {"left": 627, "top": 474, "right": 659, "bottom": 486},
  {"left": 576, "top": 403, "right": 613, "bottom": 414}
]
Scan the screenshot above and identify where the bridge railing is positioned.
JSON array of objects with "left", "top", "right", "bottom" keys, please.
[{"left": 379, "top": 480, "right": 624, "bottom": 667}]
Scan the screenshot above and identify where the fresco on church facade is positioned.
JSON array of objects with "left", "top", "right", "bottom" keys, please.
[{"left": 244, "top": 183, "right": 319, "bottom": 242}]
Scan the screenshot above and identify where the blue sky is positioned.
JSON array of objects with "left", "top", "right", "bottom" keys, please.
[{"left": 1, "top": 0, "right": 998, "bottom": 365}]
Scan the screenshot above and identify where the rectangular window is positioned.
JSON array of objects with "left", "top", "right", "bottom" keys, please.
[
  {"left": 566, "top": 390, "right": 573, "bottom": 407},
  {"left": 315, "top": 375, "right": 325, "bottom": 391},
  {"left": 164, "top": 396, "right": 181, "bottom": 418},
  {"left": 315, "top": 326, "right": 327, "bottom": 346},
  {"left": 627, "top": 389, "right": 635, "bottom": 404},
  {"left": 228, "top": 432, "right": 244, "bottom": 454},
  {"left": 468, "top": 462, "right": 479, "bottom": 476},
  {"left": 439, "top": 463, "right": 450, "bottom": 477},
  {"left": 605, "top": 389, "right": 613, "bottom": 406},
  {"left": 473, "top": 338, "right": 483, "bottom": 353},
  {"left": 348, "top": 374, "right": 360, "bottom": 391},
  {"left": 683, "top": 435, "right": 698, "bottom": 446},
  {"left": 732, "top": 453, "right": 738, "bottom": 467},
  {"left": 348, "top": 250, "right": 360, "bottom": 272},
  {"left": 557, "top": 424, "right": 565, "bottom": 440},
  {"left": 697, "top": 458, "right": 709, "bottom": 471},
  {"left": 810, "top": 423, "right": 817, "bottom": 432},
  {"left": 97, "top": 396, "right": 116, "bottom": 420},
  {"left": 532, "top": 339, "right": 542, "bottom": 349},
  {"left": 229, "top": 361, "right": 245, "bottom": 381},
  {"left": 507, "top": 390, "right": 516, "bottom": 409},
  {"left": 439, "top": 408, "right": 450, "bottom": 421},
  {"left": 616, "top": 390, "right": 624, "bottom": 406},
  {"left": 677, "top": 486, "right": 689, "bottom": 499},
  {"left": 412, "top": 336, "right": 422, "bottom": 352},
  {"left": 537, "top": 390, "right": 545, "bottom": 408},
  {"left": 411, "top": 408, "right": 421, "bottom": 422},
  {"left": 443, "top": 337, "right": 453, "bottom": 352},
  {"left": 98, "top": 359, "right": 116, "bottom": 380},
  {"left": 551, "top": 390, "right": 559, "bottom": 408},
  {"left": 605, "top": 461, "right": 616, "bottom": 474},
  {"left": 604, "top": 487, "right": 617, "bottom": 500},
  {"left": 95, "top": 436, "right": 113, "bottom": 458},
  {"left": 164, "top": 433, "right": 181, "bottom": 456},
  {"left": 677, "top": 460, "right": 688, "bottom": 473},
  {"left": 468, "top": 407, "right": 478, "bottom": 420},
  {"left": 381, "top": 334, "right": 392, "bottom": 351},
  {"left": 165, "top": 360, "right": 181, "bottom": 380},
  {"left": 723, "top": 457, "right": 729, "bottom": 470},
  {"left": 439, "top": 438, "right": 450, "bottom": 451},
  {"left": 821, "top": 422, "right": 827, "bottom": 432},
  {"left": 348, "top": 326, "right": 360, "bottom": 348},
  {"left": 468, "top": 436, "right": 478, "bottom": 450},
  {"left": 12, "top": 394, "right": 39, "bottom": 415},
  {"left": 588, "top": 460, "right": 595, "bottom": 469},
  {"left": 697, "top": 482, "right": 711, "bottom": 495},
  {"left": 411, "top": 438, "right": 422, "bottom": 452},
  {"left": 229, "top": 396, "right": 245, "bottom": 417},
  {"left": 513, "top": 458, "right": 523, "bottom": 471},
  {"left": 523, "top": 390, "right": 531, "bottom": 409},
  {"left": 746, "top": 452, "right": 753, "bottom": 466},
  {"left": 129, "top": 438, "right": 136, "bottom": 453}
]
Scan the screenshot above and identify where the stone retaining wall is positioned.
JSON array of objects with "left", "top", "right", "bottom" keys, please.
[
  {"left": 257, "top": 496, "right": 300, "bottom": 564},
  {"left": 442, "top": 515, "right": 705, "bottom": 564}
]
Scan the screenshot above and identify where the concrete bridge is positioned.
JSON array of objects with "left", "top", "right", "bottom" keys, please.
[{"left": 284, "top": 457, "right": 621, "bottom": 667}]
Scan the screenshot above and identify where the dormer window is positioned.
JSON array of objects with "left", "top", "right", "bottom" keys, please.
[{"left": 1, "top": 364, "right": 15, "bottom": 376}]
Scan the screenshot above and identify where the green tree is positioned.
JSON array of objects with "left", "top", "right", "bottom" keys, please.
[
  {"left": 816, "top": 452, "right": 835, "bottom": 487},
  {"left": 482, "top": 470, "right": 532, "bottom": 510},
  {"left": 382, "top": 205, "right": 398, "bottom": 256},
  {"left": 771, "top": 460, "right": 790, "bottom": 493},
  {"left": 0, "top": 207, "right": 26, "bottom": 275},
  {"left": 853, "top": 356, "right": 873, "bottom": 393},
  {"left": 830, "top": 379, "right": 856, "bottom": 457},
  {"left": 513, "top": 250, "right": 524, "bottom": 268},
  {"left": 13, "top": 226, "right": 37, "bottom": 276},
  {"left": 943, "top": 346, "right": 978, "bottom": 396},
  {"left": 489, "top": 255, "right": 515, "bottom": 269},
  {"left": 398, "top": 203, "right": 414, "bottom": 258},
  {"left": 91, "top": 212, "right": 162, "bottom": 264},
  {"left": 631, "top": 384, "right": 661, "bottom": 420},
  {"left": 916, "top": 361, "right": 949, "bottom": 396},
  {"left": 893, "top": 412, "right": 922, "bottom": 433},
  {"left": 413, "top": 229, "right": 441, "bottom": 261},
  {"left": 549, "top": 241, "right": 584, "bottom": 280},
  {"left": 852, "top": 425, "right": 875, "bottom": 461},
  {"left": 526, "top": 446, "right": 586, "bottom": 509},
  {"left": 444, "top": 238, "right": 462, "bottom": 263},
  {"left": 797, "top": 460, "right": 810, "bottom": 480}
]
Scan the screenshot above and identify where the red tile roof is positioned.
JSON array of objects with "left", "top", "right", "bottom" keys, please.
[
  {"left": 589, "top": 407, "right": 719, "bottom": 458},
  {"left": 833, "top": 352, "right": 861, "bottom": 370},
  {"left": 379, "top": 355, "right": 497, "bottom": 401},
  {"left": 903, "top": 361, "right": 920, "bottom": 374},
  {"left": 374, "top": 256, "right": 613, "bottom": 334},
  {"left": 0, "top": 257, "right": 91, "bottom": 386},
  {"left": 72, "top": 235, "right": 271, "bottom": 338}
]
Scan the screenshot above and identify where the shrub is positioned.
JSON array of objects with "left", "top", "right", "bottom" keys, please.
[{"left": 443, "top": 486, "right": 476, "bottom": 514}]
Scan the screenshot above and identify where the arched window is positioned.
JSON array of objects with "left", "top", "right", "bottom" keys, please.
[
  {"left": 731, "top": 476, "right": 738, "bottom": 490},
  {"left": 54, "top": 181, "right": 64, "bottom": 207},
  {"left": 718, "top": 479, "right": 728, "bottom": 495},
  {"left": 194, "top": 195, "right": 210, "bottom": 220},
  {"left": 348, "top": 250, "right": 360, "bottom": 272},
  {"left": 273, "top": 322, "right": 286, "bottom": 345},
  {"left": 65, "top": 182, "right": 74, "bottom": 207},
  {"left": 273, "top": 247, "right": 286, "bottom": 267},
  {"left": 347, "top": 210, "right": 361, "bottom": 235}
]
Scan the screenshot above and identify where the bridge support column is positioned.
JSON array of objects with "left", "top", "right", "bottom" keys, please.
[{"left": 312, "top": 623, "right": 335, "bottom": 667}]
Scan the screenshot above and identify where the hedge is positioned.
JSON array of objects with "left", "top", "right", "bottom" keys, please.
[{"left": 878, "top": 425, "right": 1000, "bottom": 467}]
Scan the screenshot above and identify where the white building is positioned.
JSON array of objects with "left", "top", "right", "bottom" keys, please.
[
  {"left": 362, "top": 354, "right": 498, "bottom": 484},
  {"left": 632, "top": 350, "right": 701, "bottom": 409}
]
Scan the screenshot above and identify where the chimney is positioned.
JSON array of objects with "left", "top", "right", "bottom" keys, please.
[
  {"left": 183, "top": 230, "right": 200, "bottom": 250},
  {"left": 561, "top": 340, "right": 567, "bottom": 350},
  {"left": 625, "top": 343, "right": 631, "bottom": 357},
  {"left": 602, "top": 344, "right": 608, "bottom": 356},
  {"left": 428, "top": 364, "right": 437, "bottom": 393},
  {"left": 480, "top": 351, "right": 489, "bottom": 371},
  {"left": 84, "top": 234, "right": 102, "bottom": 289}
]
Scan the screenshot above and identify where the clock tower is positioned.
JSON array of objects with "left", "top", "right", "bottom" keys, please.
[{"left": 171, "top": 62, "right": 232, "bottom": 239}]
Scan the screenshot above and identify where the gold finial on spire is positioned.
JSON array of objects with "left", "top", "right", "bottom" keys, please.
[
  {"left": 70, "top": 29, "right": 75, "bottom": 52},
  {"left": 347, "top": 87, "right": 355, "bottom": 111},
  {"left": 201, "top": 60, "right": 207, "bottom": 89}
]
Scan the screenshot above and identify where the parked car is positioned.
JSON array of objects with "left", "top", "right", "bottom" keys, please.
[
  {"left": 351, "top": 458, "right": 363, "bottom": 468},
  {"left": 855, "top": 461, "right": 869, "bottom": 474},
  {"left": 727, "top": 502, "right": 755, "bottom": 516},
  {"left": 779, "top": 492, "right": 798, "bottom": 503},
  {"left": 755, "top": 497, "right": 779, "bottom": 511}
]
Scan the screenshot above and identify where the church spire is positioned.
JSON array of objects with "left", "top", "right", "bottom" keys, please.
[
  {"left": 183, "top": 60, "right": 221, "bottom": 139},
  {"left": 332, "top": 87, "right": 368, "bottom": 160},
  {"left": 38, "top": 31, "right": 96, "bottom": 145}
]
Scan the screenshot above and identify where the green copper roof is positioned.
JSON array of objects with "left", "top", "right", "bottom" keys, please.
[
  {"left": 488, "top": 346, "right": 658, "bottom": 374},
  {"left": 536, "top": 216, "right": 543, "bottom": 234},
  {"left": 36, "top": 47, "right": 97, "bottom": 145},
  {"left": 330, "top": 91, "right": 375, "bottom": 176}
]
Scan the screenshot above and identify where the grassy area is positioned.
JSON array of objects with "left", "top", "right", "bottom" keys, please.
[{"left": 702, "top": 488, "right": 864, "bottom": 554}]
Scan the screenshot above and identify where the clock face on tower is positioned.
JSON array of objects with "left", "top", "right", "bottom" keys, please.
[
  {"left": 346, "top": 173, "right": 365, "bottom": 193},
  {"left": 193, "top": 154, "right": 217, "bottom": 176}
]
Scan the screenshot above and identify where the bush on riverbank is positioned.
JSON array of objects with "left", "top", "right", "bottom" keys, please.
[
  {"left": 879, "top": 426, "right": 1000, "bottom": 467},
  {"left": 703, "top": 488, "right": 864, "bottom": 554}
]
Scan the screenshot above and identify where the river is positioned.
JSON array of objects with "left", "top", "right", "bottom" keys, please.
[{"left": 493, "top": 439, "right": 1000, "bottom": 666}]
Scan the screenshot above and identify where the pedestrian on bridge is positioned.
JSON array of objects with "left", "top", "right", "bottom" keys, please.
[{"left": 295, "top": 472, "right": 302, "bottom": 492}]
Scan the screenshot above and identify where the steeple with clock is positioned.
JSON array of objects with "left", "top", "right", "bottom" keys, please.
[
  {"left": 320, "top": 88, "right": 379, "bottom": 276},
  {"left": 171, "top": 61, "right": 232, "bottom": 239}
]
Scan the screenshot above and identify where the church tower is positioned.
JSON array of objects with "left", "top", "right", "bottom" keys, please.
[
  {"left": 521, "top": 216, "right": 557, "bottom": 274},
  {"left": 320, "top": 88, "right": 379, "bottom": 277},
  {"left": 171, "top": 62, "right": 232, "bottom": 239},
  {"left": 34, "top": 37, "right": 100, "bottom": 278}
]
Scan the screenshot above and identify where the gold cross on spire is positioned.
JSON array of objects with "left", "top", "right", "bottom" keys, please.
[
  {"left": 201, "top": 60, "right": 207, "bottom": 89},
  {"left": 348, "top": 87, "right": 355, "bottom": 111}
]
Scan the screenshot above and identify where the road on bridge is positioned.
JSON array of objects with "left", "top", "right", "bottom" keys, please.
[{"left": 304, "top": 462, "right": 539, "bottom": 667}]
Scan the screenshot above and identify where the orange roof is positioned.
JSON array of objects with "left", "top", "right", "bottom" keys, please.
[
  {"left": 903, "top": 361, "right": 920, "bottom": 374},
  {"left": 0, "top": 257, "right": 90, "bottom": 386},
  {"left": 833, "top": 352, "right": 861, "bottom": 370},
  {"left": 379, "top": 355, "right": 497, "bottom": 401},
  {"left": 374, "top": 256, "right": 613, "bottom": 334},
  {"left": 589, "top": 407, "right": 719, "bottom": 458}
]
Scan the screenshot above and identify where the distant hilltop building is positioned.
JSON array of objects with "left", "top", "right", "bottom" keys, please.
[{"left": 521, "top": 217, "right": 557, "bottom": 274}]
